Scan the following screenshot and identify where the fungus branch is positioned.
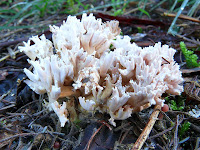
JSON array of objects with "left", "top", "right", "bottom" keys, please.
[{"left": 19, "top": 13, "right": 183, "bottom": 128}]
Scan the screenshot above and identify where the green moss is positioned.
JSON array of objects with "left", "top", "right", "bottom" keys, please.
[
  {"left": 165, "top": 96, "right": 185, "bottom": 111},
  {"left": 179, "top": 121, "right": 191, "bottom": 139}
]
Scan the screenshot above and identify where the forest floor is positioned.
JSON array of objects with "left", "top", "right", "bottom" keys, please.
[{"left": 0, "top": 0, "right": 200, "bottom": 149}]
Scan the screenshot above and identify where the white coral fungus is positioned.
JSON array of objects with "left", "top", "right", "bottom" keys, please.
[{"left": 19, "top": 13, "right": 183, "bottom": 127}]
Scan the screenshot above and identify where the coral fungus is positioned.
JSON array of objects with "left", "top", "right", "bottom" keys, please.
[{"left": 19, "top": 13, "right": 183, "bottom": 127}]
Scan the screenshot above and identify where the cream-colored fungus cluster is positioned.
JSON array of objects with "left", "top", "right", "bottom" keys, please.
[{"left": 19, "top": 13, "right": 183, "bottom": 127}]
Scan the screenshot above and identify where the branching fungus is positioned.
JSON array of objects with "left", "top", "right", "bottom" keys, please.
[{"left": 19, "top": 14, "right": 183, "bottom": 127}]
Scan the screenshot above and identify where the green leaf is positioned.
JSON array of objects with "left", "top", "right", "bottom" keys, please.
[
  {"left": 0, "top": 8, "right": 17, "bottom": 14},
  {"left": 0, "top": 25, "right": 39, "bottom": 30},
  {"left": 138, "top": 8, "right": 150, "bottom": 18},
  {"left": 137, "top": 27, "right": 143, "bottom": 33},
  {"left": 114, "top": 9, "right": 123, "bottom": 16},
  {"left": 4, "top": 2, "right": 33, "bottom": 27},
  {"left": 180, "top": 41, "right": 200, "bottom": 68}
]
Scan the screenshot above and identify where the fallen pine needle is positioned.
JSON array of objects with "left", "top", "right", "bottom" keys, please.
[
  {"left": 132, "top": 104, "right": 161, "bottom": 150},
  {"left": 163, "top": 12, "right": 200, "bottom": 23},
  {"left": 87, "top": 120, "right": 112, "bottom": 150},
  {"left": 86, "top": 124, "right": 104, "bottom": 150},
  {"left": 0, "top": 50, "right": 20, "bottom": 62}
]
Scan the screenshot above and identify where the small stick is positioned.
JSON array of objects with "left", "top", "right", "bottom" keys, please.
[
  {"left": 149, "top": 126, "right": 174, "bottom": 139},
  {"left": 0, "top": 50, "right": 20, "bottom": 62},
  {"left": 163, "top": 12, "right": 200, "bottom": 23},
  {"left": 176, "top": 34, "right": 200, "bottom": 46},
  {"left": 0, "top": 104, "right": 15, "bottom": 111},
  {"left": 132, "top": 104, "right": 161, "bottom": 150},
  {"left": 0, "top": 133, "right": 38, "bottom": 143},
  {"left": 173, "top": 115, "right": 179, "bottom": 150}
]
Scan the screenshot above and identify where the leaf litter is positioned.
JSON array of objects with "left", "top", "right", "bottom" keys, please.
[{"left": 0, "top": 0, "right": 200, "bottom": 149}]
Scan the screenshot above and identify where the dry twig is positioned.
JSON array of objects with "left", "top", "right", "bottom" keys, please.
[
  {"left": 163, "top": 12, "right": 200, "bottom": 23},
  {"left": 176, "top": 34, "right": 200, "bottom": 46},
  {"left": 0, "top": 50, "right": 20, "bottom": 62},
  {"left": 149, "top": 126, "right": 174, "bottom": 140},
  {"left": 132, "top": 105, "right": 161, "bottom": 150}
]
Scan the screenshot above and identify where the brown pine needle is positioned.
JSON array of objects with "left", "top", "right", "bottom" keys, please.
[
  {"left": 163, "top": 12, "right": 200, "bottom": 23},
  {"left": 86, "top": 124, "right": 104, "bottom": 150}
]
